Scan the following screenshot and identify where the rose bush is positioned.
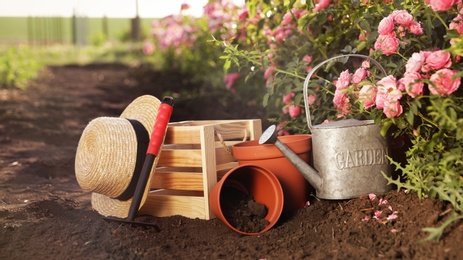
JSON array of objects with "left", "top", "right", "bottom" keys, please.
[
  {"left": 219, "top": 0, "right": 463, "bottom": 241},
  {"left": 144, "top": 1, "right": 262, "bottom": 95}
]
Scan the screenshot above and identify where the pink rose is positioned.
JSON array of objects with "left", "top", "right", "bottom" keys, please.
[
  {"left": 359, "top": 84, "right": 377, "bottom": 109},
  {"left": 335, "top": 70, "right": 351, "bottom": 90},
  {"left": 283, "top": 91, "right": 295, "bottom": 105},
  {"left": 362, "top": 61, "right": 370, "bottom": 69},
  {"left": 223, "top": 72, "right": 240, "bottom": 90},
  {"left": 429, "top": 69, "right": 461, "bottom": 96},
  {"left": 351, "top": 67, "right": 368, "bottom": 84},
  {"left": 143, "top": 41, "right": 155, "bottom": 55},
  {"left": 282, "top": 106, "right": 289, "bottom": 114},
  {"left": 398, "top": 72, "right": 424, "bottom": 98},
  {"left": 282, "top": 12, "right": 293, "bottom": 25},
  {"left": 405, "top": 51, "right": 428, "bottom": 73},
  {"left": 313, "top": 0, "right": 331, "bottom": 12},
  {"left": 333, "top": 90, "right": 350, "bottom": 116},
  {"left": 428, "top": 0, "right": 460, "bottom": 11},
  {"left": 383, "top": 100, "right": 403, "bottom": 118},
  {"left": 391, "top": 10, "right": 413, "bottom": 26},
  {"left": 288, "top": 105, "right": 301, "bottom": 118},
  {"left": 238, "top": 8, "right": 249, "bottom": 21},
  {"left": 385, "top": 87, "right": 403, "bottom": 103},
  {"left": 450, "top": 17, "right": 463, "bottom": 44},
  {"left": 407, "top": 21, "right": 424, "bottom": 35},
  {"left": 273, "top": 27, "right": 286, "bottom": 43},
  {"left": 293, "top": 8, "right": 308, "bottom": 18},
  {"left": 425, "top": 50, "right": 452, "bottom": 70},
  {"left": 450, "top": 17, "right": 463, "bottom": 34},
  {"left": 302, "top": 55, "right": 313, "bottom": 65},
  {"left": 307, "top": 94, "right": 317, "bottom": 106},
  {"left": 376, "top": 75, "right": 398, "bottom": 109},
  {"left": 264, "top": 65, "right": 275, "bottom": 80},
  {"left": 359, "top": 31, "right": 370, "bottom": 41},
  {"left": 378, "top": 16, "right": 395, "bottom": 35},
  {"left": 397, "top": 25, "right": 406, "bottom": 38},
  {"left": 374, "top": 34, "right": 400, "bottom": 55},
  {"left": 382, "top": 88, "right": 403, "bottom": 118}
]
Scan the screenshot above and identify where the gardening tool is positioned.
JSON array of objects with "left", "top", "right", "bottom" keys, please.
[
  {"left": 259, "top": 54, "right": 393, "bottom": 200},
  {"left": 104, "top": 96, "right": 174, "bottom": 225}
]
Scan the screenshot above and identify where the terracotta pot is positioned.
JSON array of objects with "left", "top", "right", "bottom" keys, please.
[
  {"left": 209, "top": 165, "right": 284, "bottom": 235},
  {"left": 232, "top": 135, "right": 312, "bottom": 212}
]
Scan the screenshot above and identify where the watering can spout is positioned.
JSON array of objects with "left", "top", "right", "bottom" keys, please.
[{"left": 259, "top": 125, "right": 322, "bottom": 191}]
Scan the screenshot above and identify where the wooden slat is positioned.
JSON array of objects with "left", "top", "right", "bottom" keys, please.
[
  {"left": 155, "top": 166, "right": 202, "bottom": 173},
  {"left": 200, "top": 125, "right": 217, "bottom": 219},
  {"left": 248, "top": 119, "right": 263, "bottom": 141},
  {"left": 157, "top": 149, "right": 202, "bottom": 167},
  {"left": 213, "top": 121, "right": 253, "bottom": 140},
  {"left": 140, "top": 190, "right": 209, "bottom": 219},
  {"left": 216, "top": 161, "right": 239, "bottom": 171},
  {"left": 214, "top": 145, "right": 236, "bottom": 165},
  {"left": 150, "top": 171, "right": 204, "bottom": 190},
  {"left": 164, "top": 119, "right": 262, "bottom": 144},
  {"left": 164, "top": 125, "right": 203, "bottom": 144}
]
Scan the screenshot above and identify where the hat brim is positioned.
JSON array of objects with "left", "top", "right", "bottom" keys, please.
[{"left": 90, "top": 95, "right": 162, "bottom": 218}]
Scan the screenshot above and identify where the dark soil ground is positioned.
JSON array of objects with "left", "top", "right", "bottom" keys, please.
[{"left": 1, "top": 63, "right": 462, "bottom": 259}]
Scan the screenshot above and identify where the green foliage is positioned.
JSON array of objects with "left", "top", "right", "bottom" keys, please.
[
  {"left": 0, "top": 45, "right": 41, "bottom": 90},
  {"left": 384, "top": 96, "right": 463, "bottom": 241},
  {"left": 421, "top": 212, "right": 463, "bottom": 242},
  {"left": 91, "top": 32, "right": 107, "bottom": 47}
]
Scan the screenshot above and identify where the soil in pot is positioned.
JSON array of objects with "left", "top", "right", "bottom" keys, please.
[{"left": 220, "top": 186, "right": 270, "bottom": 233}]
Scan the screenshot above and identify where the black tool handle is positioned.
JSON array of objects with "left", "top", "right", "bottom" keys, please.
[{"left": 127, "top": 97, "right": 173, "bottom": 221}]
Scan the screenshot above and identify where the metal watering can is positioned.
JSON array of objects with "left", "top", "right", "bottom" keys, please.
[{"left": 260, "top": 54, "right": 393, "bottom": 200}]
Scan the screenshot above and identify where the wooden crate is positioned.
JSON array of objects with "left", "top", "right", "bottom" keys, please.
[{"left": 139, "top": 119, "right": 262, "bottom": 220}]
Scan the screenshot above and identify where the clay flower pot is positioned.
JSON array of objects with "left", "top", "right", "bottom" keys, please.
[
  {"left": 232, "top": 135, "right": 312, "bottom": 212},
  {"left": 209, "top": 165, "right": 284, "bottom": 235}
]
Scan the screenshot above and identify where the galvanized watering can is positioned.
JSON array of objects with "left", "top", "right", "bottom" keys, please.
[{"left": 260, "top": 54, "right": 393, "bottom": 200}]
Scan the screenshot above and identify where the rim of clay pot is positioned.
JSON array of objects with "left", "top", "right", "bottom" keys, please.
[
  {"left": 209, "top": 164, "right": 284, "bottom": 236},
  {"left": 232, "top": 134, "right": 312, "bottom": 161}
]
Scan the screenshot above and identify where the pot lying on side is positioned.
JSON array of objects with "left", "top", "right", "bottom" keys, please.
[
  {"left": 209, "top": 165, "right": 284, "bottom": 235},
  {"left": 232, "top": 135, "right": 312, "bottom": 213}
]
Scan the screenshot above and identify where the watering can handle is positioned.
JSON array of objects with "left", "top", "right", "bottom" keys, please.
[{"left": 303, "top": 54, "right": 387, "bottom": 132}]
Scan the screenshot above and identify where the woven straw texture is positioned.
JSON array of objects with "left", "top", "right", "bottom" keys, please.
[{"left": 75, "top": 95, "right": 161, "bottom": 218}]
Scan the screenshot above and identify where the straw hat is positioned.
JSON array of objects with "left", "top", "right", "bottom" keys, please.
[{"left": 75, "top": 95, "right": 161, "bottom": 218}]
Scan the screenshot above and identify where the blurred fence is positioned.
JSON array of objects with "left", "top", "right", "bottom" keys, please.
[
  {"left": 27, "top": 16, "right": 71, "bottom": 45},
  {"left": 0, "top": 16, "right": 155, "bottom": 46}
]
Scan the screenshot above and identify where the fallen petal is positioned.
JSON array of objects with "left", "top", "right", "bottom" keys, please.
[
  {"left": 387, "top": 212, "right": 398, "bottom": 221},
  {"left": 379, "top": 198, "right": 388, "bottom": 205},
  {"left": 369, "top": 194, "right": 377, "bottom": 201}
]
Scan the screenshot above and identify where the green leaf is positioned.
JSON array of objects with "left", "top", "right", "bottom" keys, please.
[
  {"left": 406, "top": 111, "right": 414, "bottom": 125},
  {"left": 263, "top": 55, "right": 269, "bottom": 69},
  {"left": 421, "top": 213, "right": 463, "bottom": 243},
  {"left": 263, "top": 93, "right": 270, "bottom": 107},
  {"left": 380, "top": 120, "right": 393, "bottom": 137},
  {"left": 357, "top": 41, "right": 367, "bottom": 52},
  {"left": 223, "top": 59, "right": 231, "bottom": 74},
  {"left": 294, "top": 93, "right": 304, "bottom": 106}
]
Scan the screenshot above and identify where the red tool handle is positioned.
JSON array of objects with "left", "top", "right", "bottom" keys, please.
[{"left": 147, "top": 97, "right": 173, "bottom": 156}]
